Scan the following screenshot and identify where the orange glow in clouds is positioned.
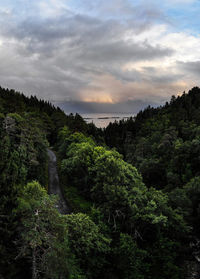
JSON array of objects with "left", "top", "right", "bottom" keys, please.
[{"left": 82, "top": 93, "right": 114, "bottom": 103}]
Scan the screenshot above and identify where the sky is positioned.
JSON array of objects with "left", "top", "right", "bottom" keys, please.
[{"left": 0, "top": 0, "right": 200, "bottom": 113}]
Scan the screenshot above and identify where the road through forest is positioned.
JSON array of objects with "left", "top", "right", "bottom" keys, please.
[{"left": 47, "top": 149, "right": 70, "bottom": 214}]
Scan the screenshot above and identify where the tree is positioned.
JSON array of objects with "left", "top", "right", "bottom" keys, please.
[
  {"left": 112, "top": 233, "right": 147, "bottom": 279},
  {"left": 15, "top": 181, "right": 71, "bottom": 279},
  {"left": 64, "top": 213, "right": 111, "bottom": 279}
]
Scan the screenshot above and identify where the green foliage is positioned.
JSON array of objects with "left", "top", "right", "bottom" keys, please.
[
  {"left": 2, "top": 86, "right": 200, "bottom": 278},
  {"left": 183, "top": 177, "right": 200, "bottom": 231},
  {"left": 7, "top": 113, "right": 24, "bottom": 123},
  {"left": 148, "top": 236, "right": 183, "bottom": 279},
  {"left": 57, "top": 128, "right": 189, "bottom": 278},
  {"left": 65, "top": 213, "right": 111, "bottom": 279},
  {"left": 63, "top": 185, "right": 92, "bottom": 213},
  {"left": 15, "top": 181, "right": 81, "bottom": 279},
  {"left": 112, "top": 233, "right": 148, "bottom": 279},
  {"left": 0, "top": 86, "right": 103, "bottom": 278},
  {"left": 60, "top": 135, "right": 186, "bottom": 232},
  {"left": 102, "top": 87, "right": 200, "bottom": 278},
  {"left": 105, "top": 87, "right": 200, "bottom": 190},
  {"left": 65, "top": 213, "right": 110, "bottom": 255}
]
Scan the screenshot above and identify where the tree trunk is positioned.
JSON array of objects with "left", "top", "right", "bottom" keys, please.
[{"left": 32, "top": 247, "right": 37, "bottom": 279}]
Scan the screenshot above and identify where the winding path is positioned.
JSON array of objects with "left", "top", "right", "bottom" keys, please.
[{"left": 47, "top": 149, "right": 70, "bottom": 214}]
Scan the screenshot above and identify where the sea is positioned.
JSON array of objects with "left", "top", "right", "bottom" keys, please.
[{"left": 81, "top": 113, "right": 134, "bottom": 128}]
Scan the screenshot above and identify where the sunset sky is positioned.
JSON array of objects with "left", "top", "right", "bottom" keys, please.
[{"left": 0, "top": 0, "right": 200, "bottom": 113}]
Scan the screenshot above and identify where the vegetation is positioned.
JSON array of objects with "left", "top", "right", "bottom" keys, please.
[{"left": 1, "top": 86, "right": 200, "bottom": 278}]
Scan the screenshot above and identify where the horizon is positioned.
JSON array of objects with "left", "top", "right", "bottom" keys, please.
[{"left": 0, "top": 0, "right": 200, "bottom": 113}]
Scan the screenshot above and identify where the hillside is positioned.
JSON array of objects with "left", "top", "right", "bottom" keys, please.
[{"left": 0, "top": 87, "right": 199, "bottom": 278}]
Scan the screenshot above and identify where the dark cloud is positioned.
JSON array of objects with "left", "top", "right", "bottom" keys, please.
[
  {"left": 0, "top": 10, "right": 175, "bottom": 105},
  {"left": 2, "top": 14, "right": 172, "bottom": 61},
  {"left": 54, "top": 99, "right": 161, "bottom": 114},
  {"left": 78, "top": 40, "right": 173, "bottom": 64},
  {"left": 0, "top": 1, "right": 193, "bottom": 113},
  {"left": 142, "top": 67, "right": 184, "bottom": 84},
  {"left": 178, "top": 61, "right": 200, "bottom": 75}
]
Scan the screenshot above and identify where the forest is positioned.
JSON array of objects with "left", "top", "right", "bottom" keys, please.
[{"left": 0, "top": 86, "right": 200, "bottom": 278}]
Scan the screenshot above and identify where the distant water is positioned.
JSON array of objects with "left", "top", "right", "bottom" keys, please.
[{"left": 81, "top": 113, "right": 134, "bottom": 128}]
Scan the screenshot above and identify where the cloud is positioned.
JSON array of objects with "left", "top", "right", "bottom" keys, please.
[
  {"left": 0, "top": 0, "right": 199, "bottom": 113},
  {"left": 0, "top": 10, "right": 174, "bottom": 101},
  {"left": 37, "top": 0, "right": 70, "bottom": 18},
  {"left": 55, "top": 99, "right": 160, "bottom": 114},
  {"left": 165, "top": 0, "right": 196, "bottom": 3},
  {"left": 178, "top": 61, "right": 200, "bottom": 75}
]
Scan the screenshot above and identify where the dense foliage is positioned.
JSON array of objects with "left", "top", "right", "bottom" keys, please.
[
  {"left": 1, "top": 86, "right": 200, "bottom": 278},
  {"left": 104, "top": 87, "right": 200, "bottom": 275},
  {"left": 58, "top": 129, "right": 188, "bottom": 279},
  {"left": 0, "top": 87, "right": 98, "bottom": 278}
]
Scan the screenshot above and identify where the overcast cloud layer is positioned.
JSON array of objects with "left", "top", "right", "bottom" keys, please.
[{"left": 0, "top": 0, "right": 200, "bottom": 113}]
